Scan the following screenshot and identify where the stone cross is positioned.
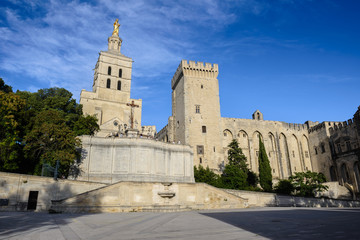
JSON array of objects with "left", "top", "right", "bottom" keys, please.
[{"left": 126, "top": 100, "right": 139, "bottom": 129}]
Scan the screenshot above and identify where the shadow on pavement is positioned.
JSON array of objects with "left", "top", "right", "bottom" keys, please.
[
  {"left": 0, "top": 212, "right": 98, "bottom": 239},
  {"left": 200, "top": 208, "right": 360, "bottom": 240}
]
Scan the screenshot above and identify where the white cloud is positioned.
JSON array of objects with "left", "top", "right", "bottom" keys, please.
[{"left": 0, "top": 0, "right": 243, "bottom": 100}]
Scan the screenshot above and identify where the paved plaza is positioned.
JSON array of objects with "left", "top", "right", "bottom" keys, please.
[{"left": 1, "top": 207, "right": 360, "bottom": 240}]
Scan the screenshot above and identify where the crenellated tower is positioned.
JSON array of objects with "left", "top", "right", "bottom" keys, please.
[{"left": 169, "top": 60, "right": 223, "bottom": 170}]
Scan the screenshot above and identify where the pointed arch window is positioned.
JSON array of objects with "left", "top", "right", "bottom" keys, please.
[
  {"left": 119, "top": 69, "right": 122, "bottom": 78},
  {"left": 117, "top": 80, "right": 121, "bottom": 90},
  {"left": 108, "top": 66, "right": 111, "bottom": 75},
  {"left": 106, "top": 79, "right": 111, "bottom": 88}
]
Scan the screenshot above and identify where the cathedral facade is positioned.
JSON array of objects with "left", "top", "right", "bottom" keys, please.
[
  {"left": 156, "top": 60, "right": 360, "bottom": 194},
  {"left": 80, "top": 22, "right": 155, "bottom": 138}
]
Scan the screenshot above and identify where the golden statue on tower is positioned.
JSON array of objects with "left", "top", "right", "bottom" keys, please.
[{"left": 112, "top": 19, "right": 120, "bottom": 36}]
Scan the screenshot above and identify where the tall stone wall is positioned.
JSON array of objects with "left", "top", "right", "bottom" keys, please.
[
  {"left": 77, "top": 136, "right": 194, "bottom": 184},
  {"left": 328, "top": 117, "right": 360, "bottom": 192},
  {"left": 308, "top": 122, "right": 341, "bottom": 181},
  {"left": 221, "top": 118, "right": 311, "bottom": 179},
  {"left": 0, "top": 172, "right": 107, "bottom": 212}
]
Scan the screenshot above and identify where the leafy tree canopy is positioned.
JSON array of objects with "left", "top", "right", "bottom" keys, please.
[
  {"left": 24, "top": 109, "right": 81, "bottom": 176},
  {"left": 0, "top": 79, "right": 99, "bottom": 176},
  {"left": 0, "top": 91, "right": 26, "bottom": 172},
  {"left": 0, "top": 78, "right": 12, "bottom": 93}
]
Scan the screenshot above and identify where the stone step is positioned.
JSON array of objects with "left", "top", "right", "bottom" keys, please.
[{"left": 141, "top": 205, "right": 192, "bottom": 212}]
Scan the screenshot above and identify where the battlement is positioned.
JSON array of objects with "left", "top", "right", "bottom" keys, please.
[
  {"left": 329, "top": 118, "right": 355, "bottom": 134},
  {"left": 308, "top": 121, "right": 341, "bottom": 133},
  {"left": 284, "top": 122, "right": 309, "bottom": 131},
  {"left": 222, "top": 117, "right": 309, "bottom": 132},
  {"left": 171, "top": 60, "right": 219, "bottom": 89}
]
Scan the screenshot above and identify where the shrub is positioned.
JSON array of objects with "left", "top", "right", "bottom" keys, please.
[
  {"left": 274, "top": 179, "right": 294, "bottom": 195},
  {"left": 289, "top": 171, "right": 328, "bottom": 197}
]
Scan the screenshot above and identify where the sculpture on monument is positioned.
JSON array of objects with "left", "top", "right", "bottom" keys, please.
[{"left": 112, "top": 19, "right": 120, "bottom": 36}]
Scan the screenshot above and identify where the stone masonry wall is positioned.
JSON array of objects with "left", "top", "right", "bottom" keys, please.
[{"left": 0, "top": 172, "right": 107, "bottom": 212}]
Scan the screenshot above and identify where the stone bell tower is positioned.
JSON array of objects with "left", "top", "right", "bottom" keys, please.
[{"left": 80, "top": 20, "right": 154, "bottom": 137}]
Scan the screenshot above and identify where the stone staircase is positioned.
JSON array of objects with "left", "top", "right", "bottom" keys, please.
[{"left": 50, "top": 181, "right": 248, "bottom": 213}]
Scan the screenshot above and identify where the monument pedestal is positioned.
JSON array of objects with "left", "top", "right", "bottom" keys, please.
[{"left": 125, "top": 128, "right": 139, "bottom": 138}]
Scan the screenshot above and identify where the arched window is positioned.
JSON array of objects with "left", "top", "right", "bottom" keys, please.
[
  {"left": 108, "top": 66, "right": 111, "bottom": 75},
  {"left": 106, "top": 79, "right": 111, "bottom": 88},
  {"left": 119, "top": 69, "right": 122, "bottom": 78},
  {"left": 117, "top": 81, "right": 121, "bottom": 90}
]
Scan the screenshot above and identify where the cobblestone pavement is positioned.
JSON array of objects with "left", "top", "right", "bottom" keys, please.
[{"left": 1, "top": 208, "right": 360, "bottom": 240}]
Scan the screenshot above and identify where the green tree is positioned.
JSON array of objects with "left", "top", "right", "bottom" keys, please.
[
  {"left": 0, "top": 91, "right": 26, "bottom": 171},
  {"left": 18, "top": 88, "right": 99, "bottom": 175},
  {"left": 73, "top": 115, "right": 99, "bottom": 136},
  {"left": 221, "top": 163, "right": 248, "bottom": 189},
  {"left": 0, "top": 78, "right": 13, "bottom": 93},
  {"left": 24, "top": 109, "right": 81, "bottom": 177},
  {"left": 194, "top": 165, "right": 220, "bottom": 187},
  {"left": 247, "top": 170, "right": 259, "bottom": 188},
  {"left": 227, "top": 139, "right": 247, "bottom": 170},
  {"left": 221, "top": 139, "right": 249, "bottom": 190},
  {"left": 289, "top": 171, "right": 328, "bottom": 197},
  {"left": 0, "top": 79, "right": 99, "bottom": 176},
  {"left": 258, "top": 137, "right": 272, "bottom": 192}
]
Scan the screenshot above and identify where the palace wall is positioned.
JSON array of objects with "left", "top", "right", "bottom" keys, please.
[
  {"left": 328, "top": 112, "right": 360, "bottom": 192},
  {"left": 157, "top": 59, "right": 360, "bottom": 195},
  {"left": 308, "top": 122, "right": 339, "bottom": 180},
  {"left": 220, "top": 118, "right": 312, "bottom": 179}
]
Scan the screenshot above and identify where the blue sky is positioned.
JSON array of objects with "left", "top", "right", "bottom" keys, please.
[{"left": 1, "top": 0, "right": 359, "bottom": 131}]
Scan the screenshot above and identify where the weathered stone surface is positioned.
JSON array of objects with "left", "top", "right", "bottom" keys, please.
[
  {"left": 50, "top": 182, "right": 248, "bottom": 213},
  {"left": 77, "top": 136, "right": 194, "bottom": 184},
  {"left": 156, "top": 59, "right": 360, "bottom": 195},
  {"left": 80, "top": 29, "right": 155, "bottom": 138},
  {"left": 0, "top": 172, "right": 107, "bottom": 212}
]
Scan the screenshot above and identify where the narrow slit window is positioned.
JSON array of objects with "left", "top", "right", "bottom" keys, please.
[
  {"left": 202, "top": 126, "right": 206, "bottom": 133},
  {"left": 108, "top": 66, "right": 111, "bottom": 75},
  {"left": 106, "top": 79, "right": 111, "bottom": 88},
  {"left": 321, "top": 144, "right": 325, "bottom": 153},
  {"left": 119, "top": 69, "right": 122, "bottom": 78},
  {"left": 117, "top": 80, "right": 121, "bottom": 90}
]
